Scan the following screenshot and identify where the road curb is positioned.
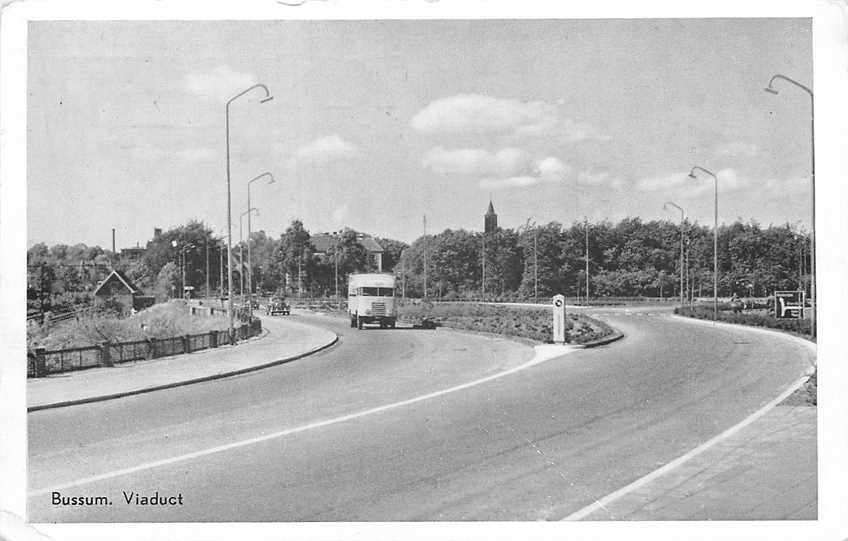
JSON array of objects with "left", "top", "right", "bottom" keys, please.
[
  {"left": 575, "top": 329, "right": 625, "bottom": 348},
  {"left": 27, "top": 333, "right": 340, "bottom": 413}
]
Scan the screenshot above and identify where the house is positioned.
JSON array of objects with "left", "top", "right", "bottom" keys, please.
[
  {"left": 310, "top": 232, "right": 385, "bottom": 271},
  {"left": 92, "top": 269, "right": 155, "bottom": 313}
]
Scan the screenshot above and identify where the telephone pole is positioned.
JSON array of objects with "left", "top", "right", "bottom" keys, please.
[{"left": 423, "top": 214, "right": 428, "bottom": 299}]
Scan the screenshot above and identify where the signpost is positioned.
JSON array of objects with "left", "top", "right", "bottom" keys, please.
[
  {"left": 552, "top": 294, "right": 566, "bottom": 345},
  {"left": 774, "top": 290, "right": 805, "bottom": 320}
]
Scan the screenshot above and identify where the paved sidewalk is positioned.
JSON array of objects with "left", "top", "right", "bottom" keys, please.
[
  {"left": 581, "top": 404, "right": 817, "bottom": 520},
  {"left": 27, "top": 316, "right": 337, "bottom": 411}
]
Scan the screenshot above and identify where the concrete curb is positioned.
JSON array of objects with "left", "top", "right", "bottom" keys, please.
[
  {"left": 575, "top": 329, "right": 625, "bottom": 348},
  {"left": 27, "top": 333, "right": 340, "bottom": 413}
]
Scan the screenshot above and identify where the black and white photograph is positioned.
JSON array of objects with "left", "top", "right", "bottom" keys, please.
[{"left": 2, "top": 1, "right": 847, "bottom": 539}]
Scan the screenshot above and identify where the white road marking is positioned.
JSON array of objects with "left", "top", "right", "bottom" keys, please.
[
  {"left": 29, "top": 344, "right": 576, "bottom": 497},
  {"left": 561, "top": 367, "right": 816, "bottom": 521}
]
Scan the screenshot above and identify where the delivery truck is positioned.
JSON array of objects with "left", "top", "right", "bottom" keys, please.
[{"left": 348, "top": 273, "right": 397, "bottom": 329}]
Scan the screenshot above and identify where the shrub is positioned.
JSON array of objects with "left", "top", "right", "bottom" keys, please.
[{"left": 28, "top": 300, "right": 231, "bottom": 350}]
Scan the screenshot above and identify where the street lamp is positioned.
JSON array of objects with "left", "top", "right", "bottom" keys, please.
[
  {"left": 765, "top": 74, "right": 815, "bottom": 339},
  {"left": 663, "top": 201, "right": 686, "bottom": 308},
  {"left": 246, "top": 172, "right": 275, "bottom": 318},
  {"left": 225, "top": 83, "right": 273, "bottom": 342},
  {"left": 240, "top": 208, "right": 259, "bottom": 304},
  {"left": 688, "top": 166, "right": 719, "bottom": 322},
  {"left": 180, "top": 244, "right": 195, "bottom": 299}
]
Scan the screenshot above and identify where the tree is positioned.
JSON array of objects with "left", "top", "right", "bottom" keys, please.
[{"left": 153, "top": 262, "right": 180, "bottom": 301}]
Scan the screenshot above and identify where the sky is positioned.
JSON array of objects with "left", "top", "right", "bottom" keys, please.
[{"left": 27, "top": 18, "right": 813, "bottom": 249}]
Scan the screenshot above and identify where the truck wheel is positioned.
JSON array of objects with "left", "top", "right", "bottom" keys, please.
[{"left": 389, "top": 319, "right": 396, "bottom": 329}]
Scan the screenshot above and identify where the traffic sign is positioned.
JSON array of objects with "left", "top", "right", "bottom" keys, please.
[{"left": 774, "top": 290, "right": 805, "bottom": 319}]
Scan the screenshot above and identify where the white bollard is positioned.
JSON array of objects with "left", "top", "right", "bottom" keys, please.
[{"left": 552, "top": 294, "right": 566, "bottom": 344}]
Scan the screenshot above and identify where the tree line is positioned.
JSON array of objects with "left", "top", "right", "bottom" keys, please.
[{"left": 28, "top": 217, "right": 811, "bottom": 313}]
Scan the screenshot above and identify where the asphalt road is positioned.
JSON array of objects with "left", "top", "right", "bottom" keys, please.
[{"left": 28, "top": 308, "right": 814, "bottom": 521}]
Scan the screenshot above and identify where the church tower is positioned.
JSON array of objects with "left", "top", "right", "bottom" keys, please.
[{"left": 484, "top": 200, "right": 498, "bottom": 234}]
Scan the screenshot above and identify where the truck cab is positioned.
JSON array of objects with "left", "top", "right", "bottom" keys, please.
[{"left": 348, "top": 273, "right": 397, "bottom": 329}]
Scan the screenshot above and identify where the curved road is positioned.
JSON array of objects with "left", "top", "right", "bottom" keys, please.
[{"left": 28, "top": 307, "right": 814, "bottom": 521}]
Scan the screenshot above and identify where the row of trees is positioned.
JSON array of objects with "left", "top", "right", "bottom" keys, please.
[
  {"left": 398, "top": 218, "right": 811, "bottom": 300},
  {"left": 28, "top": 217, "right": 812, "bottom": 313}
]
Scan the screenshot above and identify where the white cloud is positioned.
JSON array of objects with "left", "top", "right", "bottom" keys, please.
[
  {"left": 422, "top": 146, "right": 533, "bottom": 177},
  {"left": 634, "top": 168, "right": 804, "bottom": 199},
  {"left": 479, "top": 176, "right": 541, "bottom": 189},
  {"left": 410, "top": 94, "right": 605, "bottom": 142},
  {"left": 422, "top": 146, "right": 570, "bottom": 191},
  {"left": 715, "top": 141, "right": 759, "bottom": 157},
  {"left": 636, "top": 171, "right": 689, "bottom": 192},
  {"left": 183, "top": 66, "right": 258, "bottom": 102},
  {"left": 577, "top": 169, "right": 625, "bottom": 188},
  {"left": 411, "top": 95, "right": 556, "bottom": 136},
  {"left": 293, "top": 135, "right": 360, "bottom": 164}
]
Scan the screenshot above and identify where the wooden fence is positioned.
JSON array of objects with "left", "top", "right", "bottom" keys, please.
[{"left": 28, "top": 318, "right": 262, "bottom": 378}]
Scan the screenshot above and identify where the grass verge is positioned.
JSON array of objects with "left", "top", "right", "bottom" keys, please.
[{"left": 397, "top": 302, "right": 614, "bottom": 344}]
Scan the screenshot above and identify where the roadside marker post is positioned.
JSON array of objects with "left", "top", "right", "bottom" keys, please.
[{"left": 552, "top": 294, "right": 566, "bottom": 345}]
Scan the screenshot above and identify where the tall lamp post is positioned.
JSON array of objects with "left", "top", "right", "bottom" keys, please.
[
  {"left": 765, "top": 74, "right": 815, "bottom": 339},
  {"left": 225, "top": 83, "right": 273, "bottom": 341},
  {"left": 240, "top": 208, "right": 259, "bottom": 305},
  {"left": 664, "top": 201, "right": 686, "bottom": 308},
  {"left": 246, "top": 172, "right": 275, "bottom": 318},
  {"left": 688, "top": 166, "right": 719, "bottom": 322},
  {"left": 180, "top": 244, "right": 195, "bottom": 299}
]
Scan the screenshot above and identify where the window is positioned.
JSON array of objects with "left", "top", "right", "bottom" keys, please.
[{"left": 359, "top": 287, "right": 394, "bottom": 296}]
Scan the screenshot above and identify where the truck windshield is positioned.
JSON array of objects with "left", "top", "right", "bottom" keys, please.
[{"left": 360, "top": 287, "right": 394, "bottom": 296}]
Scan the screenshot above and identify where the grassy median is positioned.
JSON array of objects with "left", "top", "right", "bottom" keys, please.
[{"left": 397, "top": 302, "right": 613, "bottom": 345}]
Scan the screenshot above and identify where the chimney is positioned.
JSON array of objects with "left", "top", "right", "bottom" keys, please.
[
  {"left": 154, "top": 228, "right": 162, "bottom": 239},
  {"left": 112, "top": 228, "right": 116, "bottom": 253}
]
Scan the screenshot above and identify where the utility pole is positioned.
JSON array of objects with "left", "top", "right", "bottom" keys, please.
[
  {"left": 482, "top": 232, "right": 486, "bottom": 298},
  {"left": 219, "top": 243, "right": 224, "bottom": 297},
  {"left": 584, "top": 217, "right": 590, "bottom": 306},
  {"left": 205, "top": 234, "right": 210, "bottom": 300},
  {"left": 423, "top": 214, "right": 428, "bottom": 299},
  {"left": 534, "top": 226, "right": 538, "bottom": 303}
]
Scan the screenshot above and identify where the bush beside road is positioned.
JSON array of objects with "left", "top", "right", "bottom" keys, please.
[{"left": 27, "top": 300, "right": 230, "bottom": 351}]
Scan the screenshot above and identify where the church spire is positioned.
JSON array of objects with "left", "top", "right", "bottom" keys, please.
[{"left": 484, "top": 199, "right": 498, "bottom": 234}]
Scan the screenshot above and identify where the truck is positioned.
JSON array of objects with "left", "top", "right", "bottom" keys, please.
[{"left": 348, "top": 273, "right": 397, "bottom": 329}]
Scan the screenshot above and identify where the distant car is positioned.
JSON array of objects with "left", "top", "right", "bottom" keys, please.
[{"left": 266, "top": 298, "right": 290, "bottom": 316}]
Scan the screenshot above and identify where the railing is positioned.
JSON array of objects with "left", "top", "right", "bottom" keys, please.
[{"left": 27, "top": 319, "right": 262, "bottom": 378}]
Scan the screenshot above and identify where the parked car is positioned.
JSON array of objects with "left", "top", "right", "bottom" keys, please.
[{"left": 266, "top": 298, "right": 290, "bottom": 316}]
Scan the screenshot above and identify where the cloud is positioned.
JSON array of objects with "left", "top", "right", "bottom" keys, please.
[
  {"left": 422, "top": 147, "right": 533, "bottom": 177},
  {"left": 422, "top": 146, "right": 570, "bottom": 190},
  {"left": 577, "top": 169, "right": 625, "bottom": 188},
  {"left": 411, "top": 94, "right": 605, "bottom": 142},
  {"left": 412, "top": 95, "right": 556, "bottom": 136},
  {"left": 636, "top": 171, "right": 690, "bottom": 192},
  {"left": 634, "top": 168, "right": 803, "bottom": 199},
  {"left": 183, "top": 66, "right": 258, "bottom": 101},
  {"left": 292, "top": 135, "right": 360, "bottom": 165},
  {"left": 715, "top": 141, "right": 758, "bottom": 157}
]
